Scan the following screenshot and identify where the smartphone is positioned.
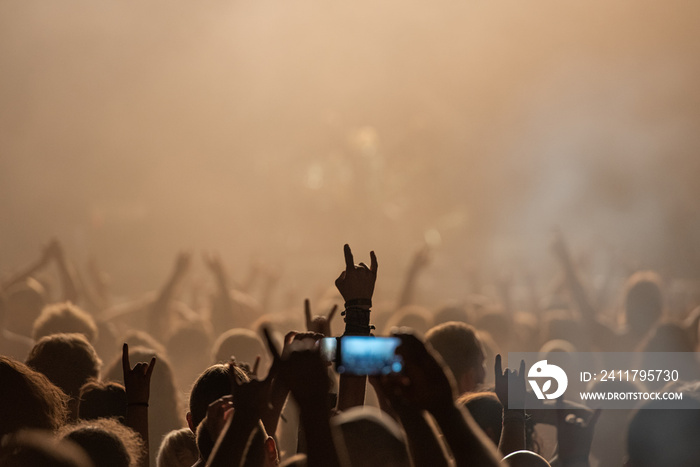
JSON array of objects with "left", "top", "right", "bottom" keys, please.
[{"left": 320, "top": 336, "right": 403, "bottom": 376}]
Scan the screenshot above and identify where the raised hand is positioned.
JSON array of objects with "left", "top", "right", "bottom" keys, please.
[
  {"left": 397, "top": 244, "right": 431, "bottom": 308},
  {"left": 334, "top": 244, "right": 378, "bottom": 303},
  {"left": 203, "top": 252, "right": 226, "bottom": 278},
  {"left": 228, "top": 361, "right": 272, "bottom": 417},
  {"left": 122, "top": 343, "right": 156, "bottom": 405},
  {"left": 204, "top": 395, "right": 235, "bottom": 441},
  {"left": 556, "top": 398, "right": 600, "bottom": 466},
  {"left": 386, "top": 331, "right": 455, "bottom": 413},
  {"left": 383, "top": 331, "right": 502, "bottom": 467},
  {"left": 41, "top": 238, "right": 62, "bottom": 265},
  {"left": 305, "top": 299, "right": 338, "bottom": 336},
  {"left": 495, "top": 355, "right": 526, "bottom": 410},
  {"left": 409, "top": 244, "right": 431, "bottom": 273},
  {"left": 122, "top": 343, "right": 156, "bottom": 467},
  {"left": 173, "top": 251, "right": 192, "bottom": 277},
  {"left": 234, "top": 356, "right": 261, "bottom": 379},
  {"left": 205, "top": 360, "right": 275, "bottom": 467},
  {"left": 264, "top": 329, "right": 340, "bottom": 467},
  {"left": 551, "top": 228, "right": 570, "bottom": 261},
  {"left": 281, "top": 339, "right": 330, "bottom": 405}
]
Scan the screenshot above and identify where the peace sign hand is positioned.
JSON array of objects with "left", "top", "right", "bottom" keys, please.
[{"left": 122, "top": 343, "right": 156, "bottom": 405}]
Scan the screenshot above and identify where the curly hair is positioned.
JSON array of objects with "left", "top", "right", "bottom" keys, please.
[
  {"left": 26, "top": 333, "right": 101, "bottom": 400},
  {"left": 0, "top": 356, "right": 69, "bottom": 437},
  {"left": 59, "top": 417, "right": 145, "bottom": 467}
]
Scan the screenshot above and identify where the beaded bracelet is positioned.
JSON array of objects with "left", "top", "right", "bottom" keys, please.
[{"left": 344, "top": 298, "right": 372, "bottom": 308}]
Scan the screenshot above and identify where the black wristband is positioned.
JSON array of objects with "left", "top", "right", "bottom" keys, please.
[
  {"left": 344, "top": 298, "right": 372, "bottom": 308},
  {"left": 342, "top": 307, "right": 374, "bottom": 336}
]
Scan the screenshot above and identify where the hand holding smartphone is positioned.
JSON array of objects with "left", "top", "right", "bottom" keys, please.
[{"left": 320, "top": 336, "right": 403, "bottom": 376}]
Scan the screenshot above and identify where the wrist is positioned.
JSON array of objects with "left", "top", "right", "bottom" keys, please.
[
  {"left": 502, "top": 409, "right": 526, "bottom": 425},
  {"left": 344, "top": 299, "right": 372, "bottom": 309},
  {"left": 342, "top": 307, "right": 373, "bottom": 336}
]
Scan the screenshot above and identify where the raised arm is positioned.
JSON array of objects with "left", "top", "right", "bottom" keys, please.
[
  {"left": 305, "top": 299, "right": 338, "bottom": 337},
  {"left": 334, "top": 244, "right": 378, "bottom": 411},
  {"left": 396, "top": 245, "right": 430, "bottom": 309},
  {"left": 280, "top": 338, "right": 342, "bottom": 467},
  {"left": 203, "top": 252, "right": 239, "bottom": 334},
  {"left": 206, "top": 363, "right": 271, "bottom": 467},
  {"left": 2, "top": 238, "right": 81, "bottom": 303},
  {"left": 551, "top": 232, "right": 615, "bottom": 349},
  {"left": 495, "top": 355, "right": 527, "bottom": 456},
  {"left": 259, "top": 328, "right": 295, "bottom": 437},
  {"left": 148, "top": 252, "right": 191, "bottom": 341},
  {"left": 550, "top": 399, "right": 600, "bottom": 467},
  {"left": 81, "top": 256, "right": 111, "bottom": 312},
  {"left": 49, "top": 239, "right": 80, "bottom": 304},
  {"left": 551, "top": 232, "right": 597, "bottom": 318},
  {"left": 371, "top": 375, "right": 449, "bottom": 467},
  {"left": 1, "top": 241, "right": 53, "bottom": 291},
  {"left": 122, "top": 343, "right": 156, "bottom": 467},
  {"left": 393, "top": 332, "right": 501, "bottom": 467}
]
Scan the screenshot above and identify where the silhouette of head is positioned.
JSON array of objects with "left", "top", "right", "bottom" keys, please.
[
  {"left": 25, "top": 333, "right": 101, "bottom": 420},
  {"left": 187, "top": 363, "right": 249, "bottom": 432},
  {"left": 425, "top": 321, "right": 486, "bottom": 394},
  {"left": 0, "top": 356, "right": 69, "bottom": 437},
  {"left": 77, "top": 380, "right": 127, "bottom": 422},
  {"left": 59, "top": 418, "right": 143, "bottom": 467},
  {"left": 0, "top": 430, "right": 93, "bottom": 467},
  {"left": 156, "top": 428, "right": 198, "bottom": 467},
  {"left": 626, "top": 398, "right": 700, "bottom": 467},
  {"left": 33, "top": 302, "right": 97, "bottom": 344},
  {"left": 623, "top": 271, "right": 664, "bottom": 338},
  {"left": 332, "top": 407, "right": 410, "bottom": 467}
]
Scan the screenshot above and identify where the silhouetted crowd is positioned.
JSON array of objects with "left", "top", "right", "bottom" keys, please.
[{"left": 1, "top": 237, "right": 699, "bottom": 466}]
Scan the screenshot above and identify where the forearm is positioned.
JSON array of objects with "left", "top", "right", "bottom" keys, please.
[
  {"left": 337, "top": 375, "right": 366, "bottom": 411},
  {"left": 397, "top": 409, "right": 449, "bottom": 467},
  {"left": 298, "top": 405, "right": 341, "bottom": 467},
  {"left": 207, "top": 412, "right": 259, "bottom": 467},
  {"left": 498, "top": 409, "right": 526, "bottom": 457},
  {"left": 2, "top": 258, "right": 46, "bottom": 291},
  {"left": 336, "top": 305, "right": 371, "bottom": 411},
  {"left": 212, "top": 271, "right": 236, "bottom": 324},
  {"left": 557, "top": 250, "right": 597, "bottom": 319},
  {"left": 148, "top": 270, "right": 185, "bottom": 340},
  {"left": 87, "top": 258, "right": 111, "bottom": 307},
  {"left": 397, "top": 270, "right": 419, "bottom": 309},
  {"left": 73, "top": 269, "right": 105, "bottom": 314},
  {"left": 262, "top": 381, "right": 290, "bottom": 437},
  {"left": 54, "top": 254, "right": 79, "bottom": 303},
  {"left": 431, "top": 403, "right": 501, "bottom": 467},
  {"left": 125, "top": 405, "right": 150, "bottom": 467}
]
